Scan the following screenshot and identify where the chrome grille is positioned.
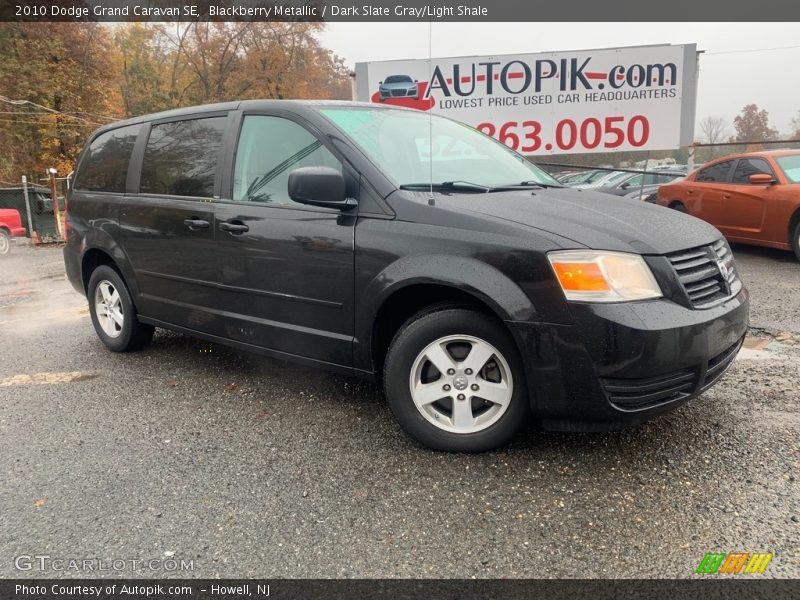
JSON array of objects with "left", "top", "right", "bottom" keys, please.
[{"left": 667, "top": 239, "right": 740, "bottom": 308}]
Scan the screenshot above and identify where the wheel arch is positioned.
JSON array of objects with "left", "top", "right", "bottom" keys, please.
[
  {"left": 354, "top": 255, "right": 539, "bottom": 376},
  {"left": 789, "top": 206, "right": 800, "bottom": 243}
]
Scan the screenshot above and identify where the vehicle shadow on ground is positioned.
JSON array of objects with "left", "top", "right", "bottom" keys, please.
[{"left": 143, "top": 329, "right": 718, "bottom": 463}]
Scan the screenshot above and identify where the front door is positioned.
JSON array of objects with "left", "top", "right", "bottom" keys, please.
[
  {"left": 213, "top": 114, "right": 356, "bottom": 367},
  {"left": 687, "top": 159, "right": 736, "bottom": 225},
  {"left": 121, "top": 115, "right": 229, "bottom": 335},
  {"left": 720, "top": 157, "right": 775, "bottom": 240}
]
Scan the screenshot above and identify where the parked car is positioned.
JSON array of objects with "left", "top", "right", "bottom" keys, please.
[
  {"left": 378, "top": 75, "right": 419, "bottom": 101},
  {"left": 0, "top": 208, "right": 26, "bottom": 255},
  {"left": 64, "top": 101, "right": 749, "bottom": 452},
  {"left": 554, "top": 170, "right": 597, "bottom": 185},
  {"left": 657, "top": 150, "right": 800, "bottom": 261},
  {"left": 571, "top": 170, "right": 628, "bottom": 189},
  {"left": 596, "top": 170, "right": 685, "bottom": 198}
]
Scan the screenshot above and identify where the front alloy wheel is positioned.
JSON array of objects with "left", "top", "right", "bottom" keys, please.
[
  {"left": 409, "top": 335, "right": 513, "bottom": 434},
  {"left": 383, "top": 307, "right": 529, "bottom": 452}
]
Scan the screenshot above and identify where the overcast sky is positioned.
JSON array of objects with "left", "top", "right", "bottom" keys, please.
[{"left": 319, "top": 22, "right": 800, "bottom": 137}]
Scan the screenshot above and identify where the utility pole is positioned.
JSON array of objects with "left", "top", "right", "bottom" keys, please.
[
  {"left": 47, "top": 167, "right": 62, "bottom": 239},
  {"left": 21, "top": 175, "right": 36, "bottom": 244}
]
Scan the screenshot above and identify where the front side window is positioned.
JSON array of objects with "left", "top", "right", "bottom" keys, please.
[
  {"left": 320, "top": 107, "right": 560, "bottom": 189},
  {"left": 731, "top": 158, "right": 774, "bottom": 184},
  {"left": 233, "top": 115, "right": 342, "bottom": 205},
  {"left": 74, "top": 125, "right": 139, "bottom": 193},
  {"left": 140, "top": 117, "right": 227, "bottom": 198},
  {"left": 696, "top": 160, "right": 734, "bottom": 183}
]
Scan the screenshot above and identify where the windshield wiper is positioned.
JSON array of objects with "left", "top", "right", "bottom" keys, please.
[
  {"left": 517, "top": 180, "right": 565, "bottom": 188},
  {"left": 399, "top": 181, "right": 495, "bottom": 193}
]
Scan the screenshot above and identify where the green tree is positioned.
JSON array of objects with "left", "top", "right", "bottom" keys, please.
[{"left": 115, "top": 24, "right": 171, "bottom": 116}]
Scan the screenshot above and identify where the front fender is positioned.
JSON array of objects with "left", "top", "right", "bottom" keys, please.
[{"left": 353, "top": 254, "right": 540, "bottom": 372}]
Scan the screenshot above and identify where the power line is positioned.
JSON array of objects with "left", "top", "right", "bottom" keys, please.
[
  {"left": 705, "top": 44, "right": 800, "bottom": 56},
  {"left": 0, "top": 118, "right": 93, "bottom": 127},
  {"left": 0, "top": 95, "right": 117, "bottom": 125}
]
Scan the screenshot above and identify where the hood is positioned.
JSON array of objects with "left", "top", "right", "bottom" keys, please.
[{"left": 431, "top": 187, "right": 721, "bottom": 255}]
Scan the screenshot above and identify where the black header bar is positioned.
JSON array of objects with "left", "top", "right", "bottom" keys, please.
[{"left": 3, "top": 0, "right": 800, "bottom": 22}]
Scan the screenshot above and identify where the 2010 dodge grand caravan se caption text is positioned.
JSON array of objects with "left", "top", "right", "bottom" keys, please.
[{"left": 64, "top": 101, "right": 749, "bottom": 452}]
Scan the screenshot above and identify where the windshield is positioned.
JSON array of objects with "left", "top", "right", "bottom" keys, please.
[
  {"left": 775, "top": 154, "right": 800, "bottom": 183},
  {"left": 320, "top": 107, "right": 561, "bottom": 189},
  {"left": 384, "top": 75, "right": 412, "bottom": 84}
]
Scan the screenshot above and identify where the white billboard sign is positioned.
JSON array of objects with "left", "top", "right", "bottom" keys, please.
[{"left": 355, "top": 44, "right": 698, "bottom": 155}]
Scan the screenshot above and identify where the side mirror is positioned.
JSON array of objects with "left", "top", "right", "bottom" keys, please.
[
  {"left": 749, "top": 173, "right": 775, "bottom": 185},
  {"left": 414, "top": 79, "right": 418, "bottom": 83},
  {"left": 288, "top": 167, "right": 355, "bottom": 210},
  {"left": 378, "top": 81, "right": 383, "bottom": 85},
  {"left": 620, "top": 182, "right": 630, "bottom": 189}
]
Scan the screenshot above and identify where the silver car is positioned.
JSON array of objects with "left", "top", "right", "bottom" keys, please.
[{"left": 378, "top": 75, "right": 419, "bottom": 101}]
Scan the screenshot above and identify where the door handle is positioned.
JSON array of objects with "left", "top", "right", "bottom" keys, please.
[
  {"left": 686, "top": 189, "right": 694, "bottom": 194},
  {"left": 220, "top": 221, "right": 249, "bottom": 235},
  {"left": 184, "top": 218, "right": 210, "bottom": 230},
  {"left": 722, "top": 194, "right": 731, "bottom": 199}
]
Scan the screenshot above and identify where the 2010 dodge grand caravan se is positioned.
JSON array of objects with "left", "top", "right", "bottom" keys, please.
[{"left": 64, "top": 101, "right": 749, "bottom": 452}]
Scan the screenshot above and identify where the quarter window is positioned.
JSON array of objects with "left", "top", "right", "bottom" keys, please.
[
  {"left": 696, "top": 160, "right": 734, "bottom": 183},
  {"left": 74, "top": 125, "right": 139, "bottom": 193},
  {"left": 140, "top": 117, "right": 227, "bottom": 198},
  {"left": 731, "top": 158, "right": 774, "bottom": 184},
  {"left": 233, "top": 115, "right": 342, "bottom": 205}
]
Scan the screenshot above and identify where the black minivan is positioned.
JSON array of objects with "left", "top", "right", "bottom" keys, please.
[{"left": 64, "top": 100, "right": 749, "bottom": 452}]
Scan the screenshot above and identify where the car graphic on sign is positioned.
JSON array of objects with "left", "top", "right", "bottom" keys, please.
[{"left": 377, "top": 75, "right": 419, "bottom": 101}]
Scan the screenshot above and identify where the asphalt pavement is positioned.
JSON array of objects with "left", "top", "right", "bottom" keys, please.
[{"left": 0, "top": 241, "right": 797, "bottom": 578}]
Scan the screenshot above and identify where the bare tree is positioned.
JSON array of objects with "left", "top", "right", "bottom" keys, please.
[{"left": 699, "top": 116, "right": 729, "bottom": 158}]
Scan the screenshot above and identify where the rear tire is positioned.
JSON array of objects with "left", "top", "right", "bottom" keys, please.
[
  {"left": 383, "top": 308, "right": 530, "bottom": 452},
  {"left": 792, "top": 220, "right": 800, "bottom": 262},
  {"left": 87, "top": 265, "right": 154, "bottom": 352},
  {"left": 670, "top": 202, "right": 687, "bottom": 213},
  {"left": 0, "top": 230, "right": 10, "bottom": 255}
]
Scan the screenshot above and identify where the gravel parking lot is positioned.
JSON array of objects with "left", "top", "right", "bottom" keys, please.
[{"left": 0, "top": 241, "right": 798, "bottom": 578}]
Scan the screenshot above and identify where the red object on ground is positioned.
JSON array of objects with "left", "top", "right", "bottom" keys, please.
[{"left": 0, "top": 208, "right": 26, "bottom": 237}]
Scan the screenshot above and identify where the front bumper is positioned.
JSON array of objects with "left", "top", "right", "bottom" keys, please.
[{"left": 510, "top": 287, "right": 750, "bottom": 431}]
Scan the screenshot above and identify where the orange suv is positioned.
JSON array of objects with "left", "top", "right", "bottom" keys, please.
[{"left": 657, "top": 150, "right": 800, "bottom": 261}]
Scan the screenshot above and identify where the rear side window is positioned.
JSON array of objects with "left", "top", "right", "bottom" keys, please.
[
  {"left": 696, "top": 160, "right": 734, "bottom": 183},
  {"left": 731, "top": 158, "right": 774, "bottom": 184},
  {"left": 74, "top": 125, "right": 139, "bottom": 193},
  {"left": 140, "top": 117, "right": 227, "bottom": 198}
]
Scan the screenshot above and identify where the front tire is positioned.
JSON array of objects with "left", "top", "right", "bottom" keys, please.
[
  {"left": 792, "top": 220, "right": 800, "bottom": 262},
  {"left": 87, "top": 265, "right": 154, "bottom": 352},
  {"left": 0, "top": 230, "right": 10, "bottom": 255},
  {"left": 383, "top": 308, "right": 529, "bottom": 452},
  {"left": 669, "top": 201, "right": 688, "bottom": 213}
]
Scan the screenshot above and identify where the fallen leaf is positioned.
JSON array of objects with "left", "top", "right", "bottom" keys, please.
[{"left": 34, "top": 498, "right": 46, "bottom": 508}]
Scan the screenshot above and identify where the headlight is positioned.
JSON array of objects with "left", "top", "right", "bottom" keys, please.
[{"left": 548, "top": 250, "right": 662, "bottom": 302}]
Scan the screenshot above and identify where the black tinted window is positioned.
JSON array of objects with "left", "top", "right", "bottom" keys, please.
[
  {"left": 696, "top": 160, "right": 734, "bottom": 183},
  {"left": 74, "top": 125, "right": 139, "bottom": 193},
  {"left": 732, "top": 158, "right": 774, "bottom": 184},
  {"left": 140, "top": 117, "right": 226, "bottom": 198},
  {"left": 233, "top": 116, "right": 341, "bottom": 205}
]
